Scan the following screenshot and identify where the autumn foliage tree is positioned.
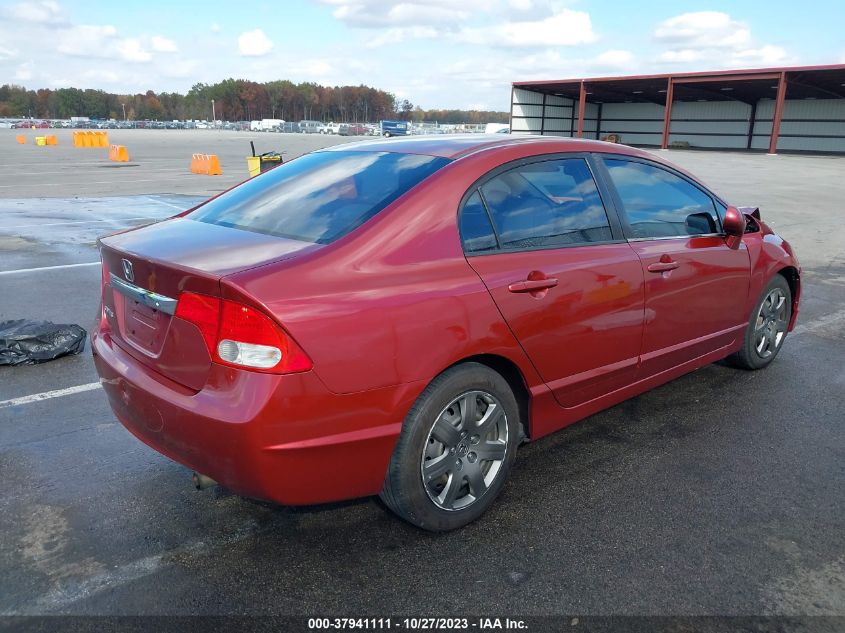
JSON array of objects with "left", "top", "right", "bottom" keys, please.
[{"left": 0, "top": 79, "right": 508, "bottom": 124}]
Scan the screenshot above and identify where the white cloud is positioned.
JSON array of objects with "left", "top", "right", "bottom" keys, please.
[
  {"left": 299, "top": 59, "right": 334, "bottom": 76},
  {"left": 458, "top": 9, "right": 596, "bottom": 47},
  {"left": 595, "top": 49, "right": 635, "bottom": 68},
  {"left": 14, "top": 62, "right": 33, "bottom": 81},
  {"left": 508, "top": 0, "right": 534, "bottom": 10},
  {"left": 654, "top": 11, "right": 792, "bottom": 70},
  {"left": 159, "top": 59, "right": 200, "bottom": 79},
  {"left": 365, "top": 26, "right": 438, "bottom": 48},
  {"left": 151, "top": 35, "right": 178, "bottom": 53},
  {"left": 729, "top": 45, "right": 788, "bottom": 66},
  {"left": 654, "top": 11, "right": 751, "bottom": 48},
  {"left": 323, "top": 0, "right": 478, "bottom": 28},
  {"left": 56, "top": 25, "right": 119, "bottom": 57},
  {"left": 54, "top": 24, "right": 153, "bottom": 63},
  {"left": 238, "top": 29, "right": 274, "bottom": 56},
  {"left": 117, "top": 38, "right": 152, "bottom": 62},
  {"left": 7, "top": 0, "right": 66, "bottom": 26},
  {"left": 82, "top": 69, "right": 121, "bottom": 84},
  {"left": 210, "top": 23, "right": 221, "bottom": 33},
  {"left": 0, "top": 45, "right": 19, "bottom": 61},
  {"left": 658, "top": 49, "right": 705, "bottom": 64}
]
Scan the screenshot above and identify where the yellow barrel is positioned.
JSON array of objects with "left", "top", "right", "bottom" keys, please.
[{"left": 35, "top": 136, "right": 47, "bottom": 146}]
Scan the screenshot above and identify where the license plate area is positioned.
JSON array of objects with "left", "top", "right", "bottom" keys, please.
[
  {"left": 125, "top": 300, "right": 163, "bottom": 350},
  {"left": 109, "top": 274, "right": 177, "bottom": 355}
]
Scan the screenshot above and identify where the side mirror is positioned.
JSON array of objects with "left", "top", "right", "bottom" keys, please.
[{"left": 723, "top": 206, "right": 745, "bottom": 249}]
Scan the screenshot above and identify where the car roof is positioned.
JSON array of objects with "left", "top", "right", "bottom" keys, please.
[{"left": 324, "top": 133, "right": 654, "bottom": 161}]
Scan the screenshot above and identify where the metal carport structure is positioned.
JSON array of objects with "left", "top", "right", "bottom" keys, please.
[{"left": 511, "top": 64, "right": 845, "bottom": 154}]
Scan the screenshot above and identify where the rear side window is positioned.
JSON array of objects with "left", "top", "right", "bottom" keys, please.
[
  {"left": 477, "top": 158, "right": 612, "bottom": 250},
  {"left": 603, "top": 158, "right": 720, "bottom": 238},
  {"left": 189, "top": 151, "right": 450, "bottom": 244},
  {"left": 459, "top": 192, "right": 498, "bottom": 253}
]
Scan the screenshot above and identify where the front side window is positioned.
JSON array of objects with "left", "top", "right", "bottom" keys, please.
[
  {"left": 603, "top": 158, "right": 720, "bottom": 239},
  {"left": 189, "top": 151, "right": 450, "bottom": 244},
  {"left": 474, "top": 158, "right": 612, "bottom": 251}
]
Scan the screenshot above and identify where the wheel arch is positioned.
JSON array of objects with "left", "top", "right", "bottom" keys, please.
[
  {"left": 776, "top": 265, "right": 801, "bottom": 329},
  {"left": 443, "top": 353, "right": 532, "bottom": 441}
]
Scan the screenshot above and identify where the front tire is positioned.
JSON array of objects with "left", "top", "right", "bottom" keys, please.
[
  {"left": 729, "top": 274, "right": 792, "bottom": 370},
  {"left": 381, "top": 363, "right": 520, "bottom": 531}
]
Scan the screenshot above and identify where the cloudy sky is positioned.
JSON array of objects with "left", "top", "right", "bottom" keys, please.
[{"left": 1, "top": 0, "right": 843, "bottom": 110}]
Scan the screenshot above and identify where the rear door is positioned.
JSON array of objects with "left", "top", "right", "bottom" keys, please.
[
  {"left": 461, "top": 155, "right": 645, "bottom": 408},
  {"left": 598, "top": 156, "right": 751, "bottom": 377}
]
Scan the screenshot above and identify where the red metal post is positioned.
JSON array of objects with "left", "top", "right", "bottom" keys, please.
[
  {"left": 576, "top": 81, "right": 586, "bottom": 138},
  {"left": 661, "top": 77, "right": 674, "bottom": 149},
  {"left": 768, "top": 71, "right": 788, "bottom": 154}
]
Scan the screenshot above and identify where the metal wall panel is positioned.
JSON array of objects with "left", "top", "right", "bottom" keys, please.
[
  {"left": 511, "top": 117, "right": 541, "bottom": 133},
  {"left": 601, "top": 119, "right": 663, "bottom": 133},
  {"left": 776, "top": 135, "right": 845, "bottom": 151},
  {"left": 546, "top": 95, "right": 571, "bottom": 106},
  {"left": 609, "top": 133, "right": 663, "bottom": 145},
  {"left": 545, "top": 105, "right": 572, "bottom": 118},
  {"left": 672, "top": 101, "right": 751, "bottom": 120},
  {"left": 598, "top": 103, "right": 663, "bottom": 144},
  {"left": 602, "top": 102, "right": 665, "bottom": 119},
  {"left": 510, "top": 86, "right": 844, "bottom": 151},
  {"left": 513, "top": 88, "right": 544, "bottom": 105},
  {"left": 513, "top": 104, "right": 544, "bottom": 118},
  {"left": 751, "top": 98, "right": 845, "bottom": 151}
]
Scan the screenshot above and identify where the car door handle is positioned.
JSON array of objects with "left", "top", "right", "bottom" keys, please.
[
  {"left": 508, "top": 278, "right": 559, "bottom": 293},
  {"left": 647, "top": 260, "right": 680, "bottom": 273}
]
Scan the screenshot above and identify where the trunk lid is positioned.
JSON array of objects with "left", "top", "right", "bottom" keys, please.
[{"left": 99, "top": 217, "right": 319, "bottom": 390}]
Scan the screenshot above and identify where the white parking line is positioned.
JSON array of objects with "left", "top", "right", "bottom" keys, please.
[
  {"left": 0, "top": 261, "right": 100, "bottom": 275},
  {"left": 0, "top": 383, "right": 101, "bottom": 409},
  {"left": 144, "top": 195, "right": 187, "bottom": 211},
  {"left": 791, "top": 308, "right": 845, "bottom": 336},
  {"left": 0, "top": 177, "right": 196, "bottom": 188}
]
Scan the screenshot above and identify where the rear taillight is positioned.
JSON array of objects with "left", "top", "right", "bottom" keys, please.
[
  {"left": 174, "top": 292, "right": 312, "bottom": 374},
  {"left": 174, "top": 292, "right": 220, "bottom": 353}
]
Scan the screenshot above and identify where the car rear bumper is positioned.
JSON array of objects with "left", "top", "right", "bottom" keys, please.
[{"left": 92, "top": 329, "right": 424, "bottom": 505}]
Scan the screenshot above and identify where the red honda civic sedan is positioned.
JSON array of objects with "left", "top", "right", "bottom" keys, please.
[{"left": 93, "top": 135, "right": 800, "bottom": 531}]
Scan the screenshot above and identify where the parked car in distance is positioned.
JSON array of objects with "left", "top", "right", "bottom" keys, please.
[
  {"left": 381, "top": 119, "right": 410, "bottom": 137},
  {"left": 342, "top": 123, "right": 368, "bottom": 136},
  {"left": 13, "top": 119, "right": 48, "bottom": 128},
  {"left": 93, "top": 135, "right": 801, "bottom": 532},
  {"left": 299, "top": 120, "right": 322, "bottom": 134},
  {"left": 280, "top": 121, "right": 301, "bottom": 133}
]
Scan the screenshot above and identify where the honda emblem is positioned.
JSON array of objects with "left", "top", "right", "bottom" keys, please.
[{"left": 122, "top": 258, "right": 134, "bottom": 283}]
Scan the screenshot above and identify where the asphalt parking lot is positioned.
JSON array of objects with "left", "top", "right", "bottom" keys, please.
[{"left": 0, "top": 129, "right": 843, "bottom": 623}]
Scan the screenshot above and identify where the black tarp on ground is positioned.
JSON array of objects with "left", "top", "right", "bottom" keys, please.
[{"left": 0, "top": 320, "right": 87, "bottom": 365}]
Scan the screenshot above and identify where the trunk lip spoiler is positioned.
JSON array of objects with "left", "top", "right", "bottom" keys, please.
[{"left": 109, "top": 273, "right": 178, "bottom": 315}]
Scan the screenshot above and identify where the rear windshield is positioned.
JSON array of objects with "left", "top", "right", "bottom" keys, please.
[{"left": 188, "top": 150, "right": 450, "bottom": 244}]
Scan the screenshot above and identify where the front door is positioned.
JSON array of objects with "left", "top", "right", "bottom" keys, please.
[{"left": 599, "top": 156, "right": 751, "bottom": 377}]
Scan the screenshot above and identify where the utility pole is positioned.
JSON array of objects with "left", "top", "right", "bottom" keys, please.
[
  {"left": 121, "top": 103, "right": 126, "bottom": 121},
  {"left": 211, "top": 99, "right": 216, "bottom": 126}
]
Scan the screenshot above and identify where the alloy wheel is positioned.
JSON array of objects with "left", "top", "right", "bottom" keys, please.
[
  {"left": 754, "top": 288, "right": 788, "bottom": 359},
  {"left": 420, "top": 390, "right": 508, "bottom": 511}
]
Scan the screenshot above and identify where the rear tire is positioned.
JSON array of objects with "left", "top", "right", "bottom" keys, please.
[
  {"left": 381, "top": 363, "right": 520, "bottom": 531},
  {"left": 728, "top": 275, "right": 792, "bottom": 370}
]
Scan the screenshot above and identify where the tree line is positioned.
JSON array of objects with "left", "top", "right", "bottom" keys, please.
[{"left": 0, "top": 80, "right": 508, "bottom": 124}]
